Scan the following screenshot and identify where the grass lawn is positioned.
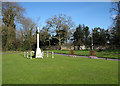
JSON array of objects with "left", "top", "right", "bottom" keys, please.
[
  {"left": 2, "top": 52, "right": 118, "bottom": 84},
  {"left": 47, "top": 50, "right": 119, "bottom": 59}
]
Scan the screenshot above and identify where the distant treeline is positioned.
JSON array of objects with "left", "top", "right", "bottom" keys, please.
[{"left": 1, "top": 2, "right": 120, "bottom": 51}]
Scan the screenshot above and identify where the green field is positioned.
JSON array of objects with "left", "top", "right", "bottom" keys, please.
[
  {"left": 47, "top": 50, "right": 119, "bottom": 59},
  {"left": 2, "top": 52, "right": 118, "bottom": 84}
]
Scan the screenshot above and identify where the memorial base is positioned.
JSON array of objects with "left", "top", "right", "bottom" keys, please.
[{"left": 35, "top": 48, "right": 43, "bottom": 58}]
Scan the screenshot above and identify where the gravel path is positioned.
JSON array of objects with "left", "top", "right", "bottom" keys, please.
[{"left": 54, "top": 53, "right": 120, "bottom": 61}]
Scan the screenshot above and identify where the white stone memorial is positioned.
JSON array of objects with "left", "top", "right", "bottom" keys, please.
[
  {"left": 24, "top": 52, "right": 26, "bottom": 58},
  {"left": 35, "top": 27, "right": 43, "bottom": 58},
  {"left": 27, "top": 52, "right": 28, "bottom": 58},
  {"left": 52, "top": 51, "right": 54, "bottom": 58},
  {"left": 47, "top": 51, "right": 48, "bottom": 57},
  {"left": 42, "top": 51, "right": 44, "bottom": 57},
  {"left": 30, "top": 52, "right": 32, "bottom": 59}
]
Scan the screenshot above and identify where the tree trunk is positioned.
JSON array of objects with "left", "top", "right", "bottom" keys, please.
[{"left": 58, "top": 36, "right": 61, "bottom": 50}]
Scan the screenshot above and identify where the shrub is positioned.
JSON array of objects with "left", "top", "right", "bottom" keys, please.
[
  {"left": 71, "top": 50, "right": 74, "bottom": 55},
  {"left": 90, "top": 50, "right": 95, "bottom": 56}
]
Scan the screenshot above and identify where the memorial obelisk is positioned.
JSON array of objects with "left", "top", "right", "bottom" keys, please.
[{"left": 35, "top": 27, "right": 43, "bottom": 58}]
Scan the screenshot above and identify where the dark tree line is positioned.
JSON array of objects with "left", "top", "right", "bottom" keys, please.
[
  {"left": 72, "top": 25, "right": 110, "bottom": 50},
  {"left": 1, "top": 2, "right": 120, "bottom": 51}
]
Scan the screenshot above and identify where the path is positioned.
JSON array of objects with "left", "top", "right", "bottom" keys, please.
[{"left": 54, "top": 53, "right": 120, "bottom": 61}]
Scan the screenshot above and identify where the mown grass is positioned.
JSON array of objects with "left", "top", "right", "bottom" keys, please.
[
  {"left": 47, "top": 50, "right": 119, "bottom": 59},
  {"left": 2, "top": 53, "right": 118, "bottom": 84}
]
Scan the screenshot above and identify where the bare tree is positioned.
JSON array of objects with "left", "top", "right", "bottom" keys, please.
[
  {"left": 2, "top": 2, "right": 25, "bottom": 50},
  {"left": 110, "top": 2, "right": 120, "bottom": 48},
  {"left": 19, "top": 17, "right": 36, "bottom": 50},
  {"left": 46, "top": 14, "right": 74, "bottom": 49}
]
